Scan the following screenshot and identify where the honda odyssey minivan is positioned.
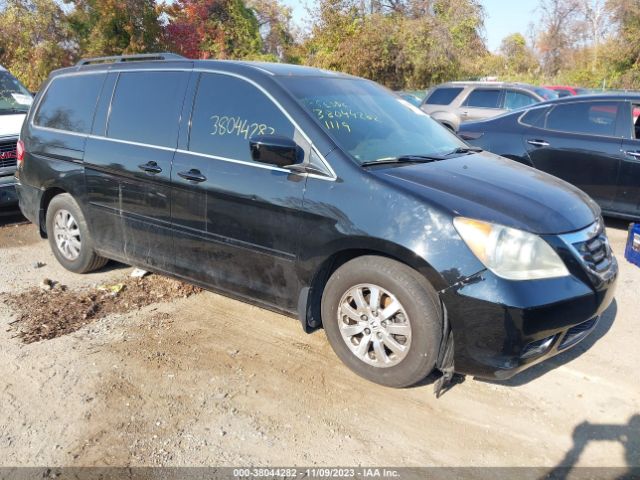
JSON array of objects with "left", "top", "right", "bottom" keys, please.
[{"left": 16, "top": 54, "right": 617, "bottom": 387}]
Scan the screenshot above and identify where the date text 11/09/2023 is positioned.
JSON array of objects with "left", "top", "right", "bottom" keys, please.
[{"left": 232, "top": 468, "right": 401, "bottom": 478}]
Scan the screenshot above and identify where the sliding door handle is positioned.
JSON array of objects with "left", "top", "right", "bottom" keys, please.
[
  {"left": 527, "top": 139, "right": 550, "bottom": 147},
  {"left": 625, "top": 151, "right": 640, "bottom": 159},
  {"left": 178, "top": 169, "right": 207, "bottom": 183},
  {"left": 138, "top": 161, "right": 162, "bottom": 174}
]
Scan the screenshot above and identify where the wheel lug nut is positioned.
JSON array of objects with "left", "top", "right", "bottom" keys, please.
[
  {"left": 377, "top": 332, "right": 383, "bottom": 339},
  {"left": 364, "top": 328, "right": 371, "bottom": 335},
  {"left": 361, "top": 315, "right": 368, "bottom": 321}
]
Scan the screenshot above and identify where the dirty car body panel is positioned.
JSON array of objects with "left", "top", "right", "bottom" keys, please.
[{"left": 16, "top": 58, "right": 617, "bottom": 381}]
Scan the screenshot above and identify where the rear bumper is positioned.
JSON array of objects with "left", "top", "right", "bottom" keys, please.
[
  {"left": 15, "top": 178, "right": 41, "bottom": 226},
  {"left": 0, "top": 174, "right": 18, "bottom": 207},
  {"left": 442, "top": 266, "right": 616, "bottom": 379}
]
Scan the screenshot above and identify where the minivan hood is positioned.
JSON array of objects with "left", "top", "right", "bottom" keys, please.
[
  {"left": 373, "top": 152, "right": 599, "bottom": 235},
  {"left": 0, "top": 113, "right": 26, "bottom": 137}
]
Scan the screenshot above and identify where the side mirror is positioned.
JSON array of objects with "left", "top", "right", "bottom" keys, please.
[{"left": 250, "top": 135, "right": 303, "bottom": 168}]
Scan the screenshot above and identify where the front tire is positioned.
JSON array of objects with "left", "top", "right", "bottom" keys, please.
[
  {"left": 322, "top": 256, "right": 443, "bottom": 387},
  {"left": 46, "top": 193, "right": 108, "bottom": 273}
]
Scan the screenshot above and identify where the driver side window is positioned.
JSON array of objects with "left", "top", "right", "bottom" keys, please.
[{"left": 189, "top": 73, "right": 295, "bottom": 163}]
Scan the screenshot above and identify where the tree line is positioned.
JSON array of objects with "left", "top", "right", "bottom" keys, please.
[{"left": 0, "top": 0, "right": 638, "bottom": 92}]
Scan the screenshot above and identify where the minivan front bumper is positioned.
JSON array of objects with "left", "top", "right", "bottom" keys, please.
[
  {"left": 0, "top": 174, "right": 18, "bottom": 207},
  {"left": 441, "top": 221, "right": 618, "bottom": 380}
]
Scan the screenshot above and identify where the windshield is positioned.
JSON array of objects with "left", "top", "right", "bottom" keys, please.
[
  {"left": 280, "top": 77, "right": 467, "bottom": 165},
  {"left": 0, "top": 70, "right": 33, "bottom": 115}
]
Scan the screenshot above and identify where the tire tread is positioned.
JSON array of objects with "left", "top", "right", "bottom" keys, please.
[{"left": 322, "top": 255, "right": 442, "bottom": 388}]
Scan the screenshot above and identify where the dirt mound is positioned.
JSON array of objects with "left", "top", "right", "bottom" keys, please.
[{"left": 3, "top": 274, "right": 202, "bottom": 344}]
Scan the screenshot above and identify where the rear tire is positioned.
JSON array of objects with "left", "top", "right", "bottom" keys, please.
[
  {"left": 46, "top": 193, "right": 108, "bottom": 273},
  {"left": 321, "top": 256, "right": 442, "bottom": 388}
]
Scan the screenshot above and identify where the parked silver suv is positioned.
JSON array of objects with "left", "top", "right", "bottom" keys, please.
[{"left": 420, "top": 81, "right": 557, "bottom": 131}]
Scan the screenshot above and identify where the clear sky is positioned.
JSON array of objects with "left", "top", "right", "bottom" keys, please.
[{"left": 281, "top": 0, "right": 542, "bottom": 52}]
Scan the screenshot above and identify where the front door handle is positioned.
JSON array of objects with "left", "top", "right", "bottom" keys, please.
[
  {"left": 527, "top": 139, "right": 550, "bottom": 147},
  {"left": 625, "top": 151, "right": 640, "bottom": 160},
  {"left": 178, "top": 169, "right": 207, "bottom": 183},
  {"left": 138, "top": 161, "right": 162, "bottom": 174}
]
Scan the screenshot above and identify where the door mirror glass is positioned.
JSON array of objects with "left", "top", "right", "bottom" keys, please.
[{"left": 250, "top": 135, "right": 303, "bottom": 168}]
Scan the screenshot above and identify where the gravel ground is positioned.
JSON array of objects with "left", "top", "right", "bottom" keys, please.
[{"left": 0, "top": 211, "right": 638, "bottom": 472}]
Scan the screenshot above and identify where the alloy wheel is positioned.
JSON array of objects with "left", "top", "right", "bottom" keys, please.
[
  {"left": 53, "top": 209, "right": 82, "bottom": 261},
  {"left": 337, "top": 283, "right": 412, "bottom": 368}
]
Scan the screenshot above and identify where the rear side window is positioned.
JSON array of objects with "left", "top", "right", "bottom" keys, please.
[
  {"left": 425, "top": 87, "right": 463, "bottom": 105},
  {"left": 107, "top": 71, "right": 188, "bottom": 148},
  {"left": 504, "top": 90, "right": 538, "bottom": 110},
  {"left": 34, "top": 74, "right": 104, "bottom": 133},
  {"left": 463, "top": 89, "right": 501, "bottom": 108},
  {"left": 189, "top": 73, "right": 295, "bottom": 162},
  {"left": 520, "top": 106, "right": 551, "bottom": 127},
  {"left": 545, "top": 101, "right": 621, "bottom": 136}
]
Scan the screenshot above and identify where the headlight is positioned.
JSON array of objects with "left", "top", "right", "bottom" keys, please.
[{"left": 453, "top": 217, "right": 569, "bottom": 280}]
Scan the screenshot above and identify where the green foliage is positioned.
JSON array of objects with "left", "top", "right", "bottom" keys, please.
[
  {"left": 247, "top": 0, "right": 296, "bottom": 61},
  {"left": 498, "top": 33, "right": 540, "bottom": 76},
  {"left": 164, "top": 0, "right": 263, "bottom": 60},
  {"left": 2, "top": 0, "right": 640, "bottom": 93},
  {"left": 606, "top": 0, "right": 640, "bottom": 89},
  {"left": 301, "top": 0, "right": 487, "bottom": 89},
  {"left": 0, "top": 0, "right": 74, "bottom": 91},
  {"left": 65, "top": 0, "right": 164, "bottom": 56}
]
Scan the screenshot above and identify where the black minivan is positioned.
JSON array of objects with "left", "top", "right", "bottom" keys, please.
[{"left": 16, "top": 54, "right": 617, "bottom": 387}]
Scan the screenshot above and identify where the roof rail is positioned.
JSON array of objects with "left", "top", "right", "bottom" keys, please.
[{"left": 76, "top": 52, "right": 185, "bottom": 67}]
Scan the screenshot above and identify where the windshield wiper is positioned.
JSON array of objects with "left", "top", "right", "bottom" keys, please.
[
  {"left": 361, "top": 154, "right": 448, "bottom": 167},
  {"left": 0, "top": 108, "right": 28, "bottom": 115},
  {"left": 445, "top": 147, "right": 483, "bottom": 156}
]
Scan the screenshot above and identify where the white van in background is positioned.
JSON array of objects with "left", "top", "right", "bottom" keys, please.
[{"left": 0, "top": 65, "right": 32, "bottom": 208}]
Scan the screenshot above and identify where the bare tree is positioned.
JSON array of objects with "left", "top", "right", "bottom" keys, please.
[
  {"left": 535, "top": 0, "right": 581, "bottom": 75},
  {"left": 577, "top": 0, "right": 611, "bottom": 67}
]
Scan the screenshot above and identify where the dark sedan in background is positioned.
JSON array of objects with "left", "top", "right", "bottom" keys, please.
[{"left": 459, "top": 94, "right": 640, "bottom": 220}]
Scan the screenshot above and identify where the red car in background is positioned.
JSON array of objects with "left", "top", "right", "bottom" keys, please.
[{"left": 544, "top": 85, "right": 594, "bottom": 97}]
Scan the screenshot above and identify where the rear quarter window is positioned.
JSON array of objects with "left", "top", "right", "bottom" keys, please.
[
  {"left": 425, "top": 87, "right": 463, "bottom": 105},
  {"left": 34, "top": 74, "right": 105, "bottom": 134},
  {"left": 520, "top": 106, "right": 551, "bottom": 127}
]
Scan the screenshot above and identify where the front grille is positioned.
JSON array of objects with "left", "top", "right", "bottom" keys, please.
[
  {"left": 559, "top": 317, "right": 598, "bottom": 350},
  {"left": 572, "top": 228, "right": 613, "bottom": 274},
  {"left": 0, "top": 140, "right": 17, "bottom": 169}
]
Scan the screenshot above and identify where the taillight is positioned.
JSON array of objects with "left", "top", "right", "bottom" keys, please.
[{"left": 16, "top": 139, "right": 25, "bottom": 167}]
